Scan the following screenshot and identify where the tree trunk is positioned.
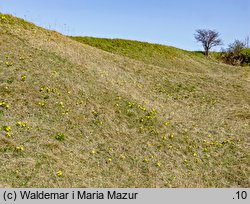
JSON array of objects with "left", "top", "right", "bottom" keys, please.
[{"left": 204, "top": 49, "right": 209, "bottom": 56}]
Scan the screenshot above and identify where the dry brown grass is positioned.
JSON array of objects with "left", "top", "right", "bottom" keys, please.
[{"left": 0, "top": 14, "right": 249, "bottom": 187}]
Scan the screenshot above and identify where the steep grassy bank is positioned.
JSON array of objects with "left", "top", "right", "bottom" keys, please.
[{"left": 0, "top": 14, "right": 249, "bottom": 187}]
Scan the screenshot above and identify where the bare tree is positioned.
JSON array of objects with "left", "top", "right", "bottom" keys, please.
[
  {"left": 228, "top": 39, "right": 246, "bottom": 55},
  {"left": 221, "top": 39, "right": 247, "bottom": 66},
  {"left": 194, "top": 29, "right": 222, "bottom": 56}
]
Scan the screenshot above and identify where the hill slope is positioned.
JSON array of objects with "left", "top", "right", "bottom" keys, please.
[{"left": 0, "top": 14, "right": 250, "bottom": 187}]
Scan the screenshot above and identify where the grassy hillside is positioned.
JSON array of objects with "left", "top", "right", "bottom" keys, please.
[
  {"left": 70, "top": 36, "right": 208, "bottom": 67},
  {"left": 1, "top": 14, "right": 250, "bottom": 188}
]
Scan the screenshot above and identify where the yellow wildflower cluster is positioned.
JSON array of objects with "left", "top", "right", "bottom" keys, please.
[
  {"left": 127, "top": 101, "right": 135, "bottom": 108},
  {"left": 16, "top": 121, "right": 28, "bottom": 128},
  {"left": 16, "top": 146, "right": 24, "bottom": 151},
  {"left": 0, "top": 101, "right": 9, "bottom": 109},
  {"left": 156, "top": 161, "right": 161, "bottom": 167},
  {"left": 38, "top": 101, "right": 45, "bottom": 107},
  {"left": 1, "top": 16, "right": 7, "bottom": 20},
  {"left": 3, "top": 125, "right": 11, "bottom": 132},
  {"left": 5, "top": 132, "right": 11, "bottom": 137},
  {"left": 119, "top": 154, "right": 125, "bottom": 160},
  {"left": 5, "top": 61, "right": 13, "bottom": 67},
  {"left": 169, "top": 134, "right": 174, "bottom": 139},
  {"left": 138, "top": 104, "right": 146, "bottom": 111},
  {"left": 56, "top": 170, "right": 63, "bottom": 177},
  {"left": 21, "top": 75, "right": 27, "bottom": 81}
]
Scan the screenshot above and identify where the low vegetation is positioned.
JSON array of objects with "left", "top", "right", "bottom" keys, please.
[
  {"left": 0, "top": 13, "right": 250, "bottom": 187},
  {"left": 221, "top": 46, "right": 250, "bottom": 66},
  {"left": 70, "top": 36, "right": 197, "bottom": 68}
]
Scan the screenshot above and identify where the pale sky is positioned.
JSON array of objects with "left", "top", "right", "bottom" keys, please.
[{"left": 0, "top": 0, "right": 249, "bottom": 51}]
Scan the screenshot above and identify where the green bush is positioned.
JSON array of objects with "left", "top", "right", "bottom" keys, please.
[
  {"left": 241, "top": 48, "right": 250, "bottom": 65},
  {"left": 221, "top": 40, "right": 250, "bottom": 66}
]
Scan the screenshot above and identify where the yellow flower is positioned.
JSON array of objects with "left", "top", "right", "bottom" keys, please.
[
  {"left": 56, "top": 170, "right": 62, "bottom": 177},
  {"left": 193, "top": 153, "right": 197, "bottom": 157},
  {"left": 156, "top": 162, "right": 161, "bottom": 167},
  {"left": 120, "top": 154, "right": 125, "bottom": 160},
  {"left": 91, "top": 150, "right": 96, "bottom": 154},
  {"left": 16, "top": 121, "right": 22, "bottom": 126},
  {"left": 139, "top": 126, "right": 144, "bottom": 133},
  {"left": 38, "top": 102, "right": 45, "bottom": 107},
  {"left": 204, "top": 148, "right": 208, "bottom": 152},
  {"left": 108, "top": 158, "right": 112, "bottom": 162},
  {"left": 138, "top": 104, "right": 146, "bottom": 111},
  {"left": 21, "top": 75, "right": 27, "bottom": 81},
  {"left": 3, "top": 126, "right": 11, "bottom": 132},
  {"left": 16, "top": 146, "right": 24, "bottom": 151},
  {"left": 143, "top": 158, "right": 149, "bottom": 163},
  {"left": 0, "top": 102, "right": 9, "bottom": 109},
  {"left": 169, "top": 134, "right": 174, "bottom": 139},
  {"left": 5, "top": 132, "right": 11, "bottom": 137}
]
